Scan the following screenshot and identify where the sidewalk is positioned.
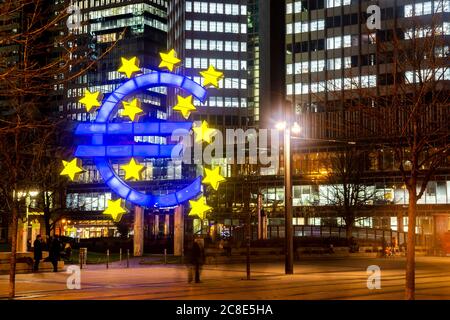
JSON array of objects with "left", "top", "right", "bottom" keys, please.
[{"left": 1, "top": 256, "right": 450, "bottom": 300}]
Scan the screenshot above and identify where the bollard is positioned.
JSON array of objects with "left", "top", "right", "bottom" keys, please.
[
  {"left": 164, "top": 249, "right": 167, "bottom": 264},
  {"left": 127, "top": 249, "right": 130, "bottom": 268},
  {"left": 79, "top": 249, "right": 83, "bottom": 270},
  {"left": 79, "top": 248, "right": 87, "bottom": 269},
  {"left": 119, "top": 248, "right": 122, "bottom": 263},
  {"left": 106, "top": 249, "right": 110, "bottom": 269}
]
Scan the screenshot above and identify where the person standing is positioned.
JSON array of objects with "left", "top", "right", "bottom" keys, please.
[
  {"left": 33, "top": 235, "right": 42, "bottom": 272},
  {"left": 49, "top": 236, "right": 61, "bottom": 272},
  {"left": 191, "top": 239, "right": 205, "bottom": 283}
]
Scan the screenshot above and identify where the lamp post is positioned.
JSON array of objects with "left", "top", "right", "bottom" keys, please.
[{"left": 277, "top": 121, "right": 300, "bottom": 275}]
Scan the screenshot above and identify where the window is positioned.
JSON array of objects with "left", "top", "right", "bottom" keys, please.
[
  {"left": 232, "top": 60, "right": 239, "bottom": 70},
  {"left": 201, "top": 20, "right": 208, "bottom": 31},
  {"left": 209, "top": 21, "right": 216, "bottom": 32},
  {"left": 216, "top": 3, "right": 223, "bottom": 14},
  {"left": 232, "top": 4, "right": 239, "bottom": 15},
  {"left": 193, "top": 20, "right": 201, "bottom": 31},
  {"left": 201, "top": 39, "right": 208, "bottom": 50},
  {"left": 201, "top": 58, "right": 208, "bottom": 68},
  {"left": 193, "top": 39, "right": 200, "bottom": 49},
  {"left": 225, "top": 4, "right": 232, "bottom": 15},
  {"left": 326, "top": 0, "right": 351, "bottom": 8},
  {"left": 209, "top": 2, "right": 216, "bottom": 13},
  {"left": 186, "top": 1, "right": 192, "bottom": 12},
  {"left": 327, "top": 35, "right": 352, "bottom": 49},
  {"left": 224, "top": 59, "right": 231, "bottom": 70},
  {"left": 287, "top": 23, "right": 293, "bottom": 34},
  {"left": 287, "top": 2, "right": 293, "bottom": 14},
  {"left": 216, "top": 22, "right": 223, "bottom": 32}
]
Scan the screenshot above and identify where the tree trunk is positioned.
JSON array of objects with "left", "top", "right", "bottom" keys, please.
[
  {"left": 346, "top": 224, "right": 353, "bottom": 242},
  {"left": 405, "top": 190, "right": 417, "bottom": 300},
  {"left": 345, "top": 215, "right": 355, "bottom": 242},
  {"left": 44, "top": 206, "right": 51, "bottom": 238},
  {"left": 9, "top": 203, "right": 18, "bottom": 299}
]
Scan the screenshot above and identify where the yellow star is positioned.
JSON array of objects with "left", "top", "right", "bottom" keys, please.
[
  {"left": 103, "top": 199, "right": 127, "bottom": 222},
  {"left": 200, "top": 65, "right": 224, "bottom": 88},
  {"left": 202, "top": 167, "right": 226, "bottom": 191},
  {"left": 79, "top": 90, "right": 102, "bottom": 112},
  {"left": 188, "top": 196, "right": 212, "bottom": 220},
  {"left": 122, "top": 98, "right": 144, "bottom": 122},
  {"left": 192, "top": 121, "right": 217, "bottom": 143},
  {"left": 118, "top": 56, "right": 140, "bottom": 78},
  {"left": 172, "top": 95, "right": 197, "bottom": 119},
  {"left": 121, "top": 158, "right": 144, "bottom": 181},
  {"left": 159, "top": 49, "right": 181, "bottom": 71},
  {"left": 60, "top": 158, "right": 84, "bottom": 181}
]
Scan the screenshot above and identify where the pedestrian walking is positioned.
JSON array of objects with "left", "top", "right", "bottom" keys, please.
[
  {"left": 33, "top": 235, "right": 43, "bottom": 272},
  {"left": 64, "top": 242, "right": 72, "bottom": 262},
  {"left": 49, "top": 236, "right": 61, "bottom": 272},
  {"left": 189, "top": 239, "right": 205, "bottom": 283}
]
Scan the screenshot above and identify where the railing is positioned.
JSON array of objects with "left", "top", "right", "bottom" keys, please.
[{"left": 232, "top": 225, "right": 423, "bottom": 246}]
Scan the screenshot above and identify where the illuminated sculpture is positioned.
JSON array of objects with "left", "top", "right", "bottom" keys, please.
[{"left": 62, "top": 50, "right": 225, "bottom": 222}]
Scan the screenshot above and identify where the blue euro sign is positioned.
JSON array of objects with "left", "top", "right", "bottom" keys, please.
[{"left": 73, "top": 71, "right": 208, "bottom": 208}]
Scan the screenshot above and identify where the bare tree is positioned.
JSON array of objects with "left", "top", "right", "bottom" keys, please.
[
  {"left": 361, "top": 16, "right": 448, "bottom": 300},
  {"left": 294, "top": 5, "right": 449, "bottom": 300},
  {"left": 320, "top": 147, "right": 375, "bottom": 241},
  {"left": 0, "top": 0, "right": 119, "bottom": 298}
]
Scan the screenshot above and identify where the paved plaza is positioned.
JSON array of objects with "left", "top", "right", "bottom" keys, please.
[{"left": 1, "top": 256, "right": 450, "bottom": 300}]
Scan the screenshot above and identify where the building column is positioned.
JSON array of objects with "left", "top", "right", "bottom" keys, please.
[
  {"left": 257, "top": 194, "right": 262, "bottom": 240},
  {"left": 174, "top": 205, "right": 184, "bottom": 257},
  {"left": 164, "top": 214, "right": 170, "bottom": 237},
  {"left": 133, "top": 206, "right": 144, "bottom": 257},
  {"left": 16, "top": 219, "right": 28, "bottom": 252},
  {"left": 31, "top": 220, "right": 41, "bottom": 248},
  {"left": 153, "top": 214, "right": 159, "bottom": 239},
  {"left": 397, "top": 213, "right": 404, "bottom": 232},
  {"left": 262, "top": 214, "right": 268, "bottom": 240}
]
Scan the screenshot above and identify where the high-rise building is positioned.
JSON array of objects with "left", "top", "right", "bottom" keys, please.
[
  {"left": 62, "top": 0, "right": 174, "bottom": 239},
  {"left": 168, "top": 0, "right": 250, "bottom": 128},
  {"left": 284, "top": 0, "right": 450, "bottom": 245},
  {"left": 247, "top": 0, "right": 286, "bottom": 129}
]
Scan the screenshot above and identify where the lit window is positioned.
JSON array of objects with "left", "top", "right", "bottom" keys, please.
[
  {"left": 216, "top": 3, "right": 223, "bottom": 14},
  {"left": 186, "top": 1, "right": 192, "bottom": 12},
  {"left": 209, "top": 21, "right": 216, "bottom": 32},
  {"left": 216, "top": 22, "right": 223, "bottom": 32},
  {"left": 232, "top": 4, "right": 239, "bottom": 15},
  {"left": 225, "top": 4, "right": 232, "bottom": 15},
  {"left": 286, "top": 3, "right": 293, "bottom": 14}
]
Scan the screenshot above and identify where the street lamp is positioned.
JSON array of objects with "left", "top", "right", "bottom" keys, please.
[{"left": 277, "top": 121, "right": 300, "bottom": 275}]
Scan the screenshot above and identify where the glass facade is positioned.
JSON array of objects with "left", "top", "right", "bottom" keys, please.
[{"left": 168, "top": 0, "right": 250, "bottom": 127}]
